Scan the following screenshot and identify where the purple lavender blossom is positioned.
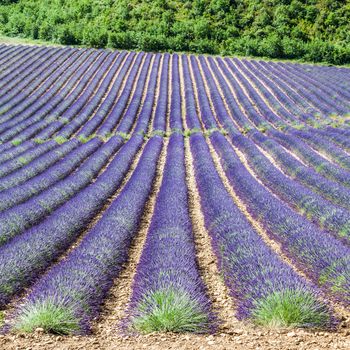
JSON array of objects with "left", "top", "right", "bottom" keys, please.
[
  {"left": 127, "top": 134, "right": 214, "bottom": 334},
  {"left": 190, "top": 133, "right": 333, "bottom": 328},
  {"left": 211, "top": 131, "right": 350, "bottom": 305},
  {"left": 9, "top": 136, "right": 162, "bottom": 334},
  {"left": 0, "top": 135, "right": 144, "bottom": 308},
  {"left": 0, "top": 136, "right": 123, "bottom": 244}
]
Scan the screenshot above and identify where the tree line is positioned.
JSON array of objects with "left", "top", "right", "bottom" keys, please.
[{"left": 0, "top": 0, "right": 349, "bottom": 64}]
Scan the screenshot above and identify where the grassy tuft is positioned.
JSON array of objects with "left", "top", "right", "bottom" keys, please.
[
  {"left": 131, "top": 288, "right": 209, "bottom": 333},
  {"left": 14, "top": 299, "right": 80, "bottom": 335},
  {"left": 18, "top": 156, "right": 29, "bottom": 165},
  {"left": 11, "top": 139, "right": 22, "bottom": 146},
  {"left": 251, "top": 289, "right": 331, "bottom": 329},
  {"left": 54, "top": 136, "right": 68, "bottom": 145},
  {"left": 33, "top": 138, "right": 46, "bottom": 144}
]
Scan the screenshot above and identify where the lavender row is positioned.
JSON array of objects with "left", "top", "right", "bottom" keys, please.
[
  {"left": 116, "top": 54, "right": 152, "bottom": 134},
  {"left": 0, "top": 48, "right": 73, "bottom": 109},
  {"left": 240, "top": 59, "right": 313, "bottom": 120},
  {"left": 0, "top": 46, "right": 59, "bottom": 90},
  {"left": 285, "top": 63, "right": 344, "bottom": 85},
  {"left": 57, "top": 51, "right": 126, "bottom": 138},
  {"left": 189, "top": 56, "right": 217, "bottom": 129},
  {"left": 0, "top": 49, "right": 88, "bottom": 133},
  {"left": 7, "top": 51, "right": 111, "bottom": 142},
  {"left": 211, "top": 131, "right": 350, "bottom": 305},
  {"left": 249, "top": 60, "right": 318, "bottom": 117},
  {"left": 268, "top": 129, "right": 350, "bottom": 188},
  {"left": 0, "top": 140, "right": 37, "bottom": 165},
  {"left": 312, "top": 127, "right": 350, "bottom": 153},
  {"left": 77, "top": 52, "right": 138, "bottom": 137},
  {"left": 258, "top": 61, "right": 332, "bottom": 116},
  {"left": 211, "top": 57, "right": 266, "bottom": 128},
  {"left": 0, "top": 135, "right": 143, "bottom": 308},
  {"left": 233, "top": 59, "right": 305, "bottom": 124},
  {"left": 133, "top": 55, "right": 162, "bottom": 134},
  {"left": 128, "top": 135, "right": 213, "bottom": 333},
  {"left": 0, "top": 140, "right": 58, "bottom": 179},
  {"left": 0, "top": 139, "right": 79, "bottom": 191},
  {"left": 93, "top": 52, "right": 146, "bottom": 135},
  {"left": 250, "top": 131, "right": 350, "bottom": 212},
  {"left": 0, "top": 49, "right": 86, "bottom": 121},
  {"left": 232, "top": 133, "right": 350, "bottom": 244},
  {"left": 290, "top": 128, "right": 350, "bottom": 170},
  {"left": 0, "top": 46, "right": 36, "bottom": 79},
  {"left": 0, "top": 136, "right": 123, "bottom": 245},
  {"left": 152, "top": 54, "right": 169, "bottom": 132},
  {"left": 262, "top": 61, "right": 344, "bottom": 116},
  {"left": 0, "top": 51, "right": 102, "bottom": 142},
  {"left": 0, "top": 46, "right": 29, "bottom": 70},
  {"left": 10, "top": 136, "right": 161, "bottom": 334},
  {"left": 0, "top": 44, "right": 22, "bottom": 60},
  {"left": 0, "top": 138, "right": 101, "bottom": 212},
  {"left": 224, "top": 58, "right": 285, "bottom": 128},
  {"left": 169, "top": 54, "right": 183, "bottom": 131},
  {"left": 279, "top": 62, "right": 350, "bottom": 110},
  {"left": 181, "top": 55, "right": 202, "bottom": 130},
  {"left": 190, "top": 133, "right": 332, "bottom": 328},
  {"left": 203, "top": 57, "right": 254, "bottom": 130},
  {"left": 0, "top": 45, "right": 43, "bottom": 75},
  {"left": 196, "top": 56, "right": 238, "bottom": 133},
  {"left": 98, "top": 53, "right": 150, "bottom": 136},
  {"left": 0, "top": 47, "right": 56, "bottom": 93}
]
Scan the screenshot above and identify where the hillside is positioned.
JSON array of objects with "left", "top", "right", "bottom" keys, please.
[{"left": 0, "top": 0, "right": 350, "bottom": 64}]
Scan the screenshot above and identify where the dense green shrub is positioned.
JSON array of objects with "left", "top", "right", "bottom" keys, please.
[{"left": 0, "top": 0, "right": 349, "bottom": 64}]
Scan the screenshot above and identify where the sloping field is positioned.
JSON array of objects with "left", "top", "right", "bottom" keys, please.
[{"left": 0, "top": 44, "right": 349, "bottom": 349}]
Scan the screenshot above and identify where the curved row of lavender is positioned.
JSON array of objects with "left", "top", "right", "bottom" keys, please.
[
  {"left": 230, "top": 133, "right": 350, "bottom": 244},
  {"left": 250, "top": 131, "right": 350, "bottom": 211},
  {"left": 0, "top": 136, "right": 124, "bottom": 244},
  {"left": 211, "top": 132, "right": 350, "bottom": 305},
  {"left": 190, "top": 133, "right": 333, "bottom": 328},
  {"left": 0, "top": 138, "right": 79, "bottom": 190},
  {"left": 288, "top": 128, "right": 350, "bottom": 170},
  {"left": 268, "top": 129, "right": 350, "bottom": 188},
  {"left": 127, "top": 134, "right": 214, "bottom": 333},
  {"left": 1, "top": 45, "right": 349, "bottom": 145},
  {"left": 9, "top": 136, "right": 162, "bottom": 334},
  {"left": 0, "top": 139, "right": 59, "bottom": 178},
  {"left": 0, "top": 138, "right": 102, "bottom": 211},
  {"left": 0, "top": 135, "right": 143, "bottom": 307}
]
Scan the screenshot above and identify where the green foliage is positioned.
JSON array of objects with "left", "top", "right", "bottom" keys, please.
[
  {"left": 251, "top": 289, "right": 331, "bottom": 328},
  {"left": 0, "top": 0, "right": 349, "bottom": 64},
  {"left": 54, "top": 136, "right": 68, "bottom": 144},
  {"left": 33, "top": 138, "right": 46, "bottom": 144},
  {"left": 11, "top": 138, "right": 22, "bottom": 146},
  {"left": 14, "top": 298, "right": 80, "bottom": 334},
  {"left": 130, "top": 288, "right": 210, "bottom": 333}
]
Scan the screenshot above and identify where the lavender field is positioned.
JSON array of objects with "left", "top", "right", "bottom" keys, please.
[{"left": 0, "top": 43, "right": 350, "bottom": 342}]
